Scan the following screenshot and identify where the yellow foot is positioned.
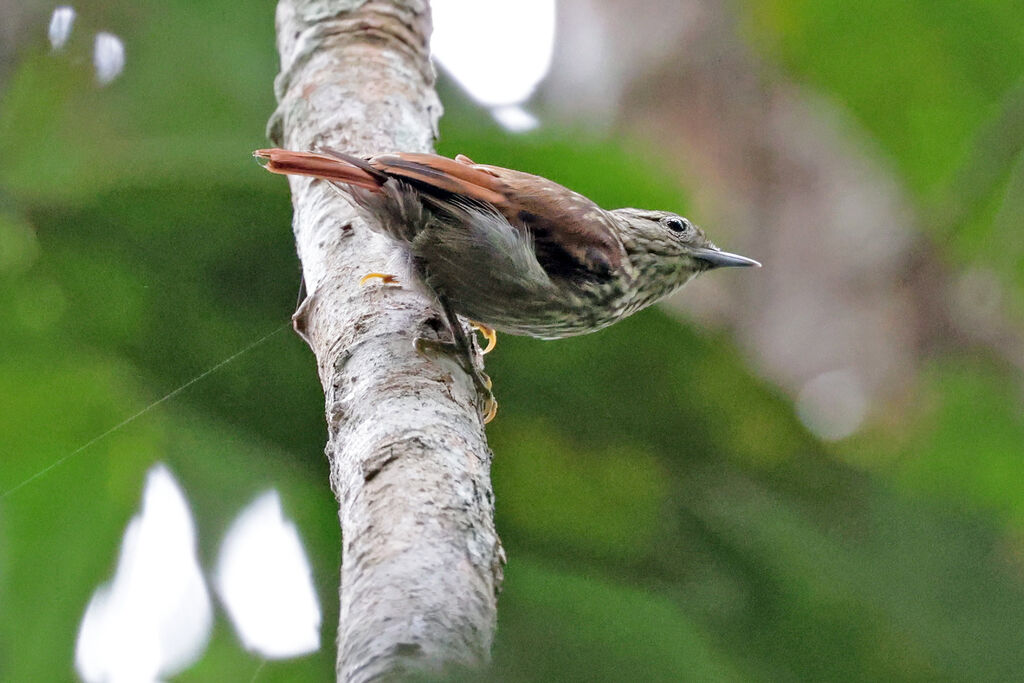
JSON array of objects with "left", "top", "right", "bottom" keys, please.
[
  {"left": 482, "top": 396, "right": 498, "bottom": 424},
  {"left": 471, "top": 322, "right": 497, "bottom": 354},
  {"left": 359, "top": 272, "right": 399, "bottom": 286}
]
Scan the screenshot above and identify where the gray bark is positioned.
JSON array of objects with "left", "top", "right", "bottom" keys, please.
[{"left": 266, "top": 1, "right": 503, "bottom": 680}]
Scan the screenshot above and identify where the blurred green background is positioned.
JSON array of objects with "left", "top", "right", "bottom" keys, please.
[{"left": 2, "top": 0, "right": 1024, "bottom": 681}]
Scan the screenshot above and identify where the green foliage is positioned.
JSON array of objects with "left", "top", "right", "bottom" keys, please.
[
  {"left": 739, "top": 0, "right": 1024, "bottom": 314},
  {"left": 492, "top": 557, "right": 745, "bottom": 682},
  {"left": 740, "top": 0, "right": 1024, "bottom": 195},
  {"left": 1, "top": 0, "right": 1023, "bottom": 680}
]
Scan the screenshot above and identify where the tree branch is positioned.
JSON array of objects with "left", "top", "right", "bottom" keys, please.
[{"left": 267, "top": 1, "right": 503, "bottom": 680}]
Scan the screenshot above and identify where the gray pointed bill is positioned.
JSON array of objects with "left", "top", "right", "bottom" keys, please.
[{"left": 691, "top": 247, "right": 762, "bottom": 269}]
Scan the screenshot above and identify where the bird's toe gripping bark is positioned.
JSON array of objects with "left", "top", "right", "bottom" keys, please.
[
  {"left": 481, "top": 394, "right": 498, "bottom": 424},
  {"left": 359, "top": 272, "right": 401, "bottom": 286}
]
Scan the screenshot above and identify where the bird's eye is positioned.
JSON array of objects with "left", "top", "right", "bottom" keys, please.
[{"left": 665, "top": 217, "right": 689, "bottom": 234}]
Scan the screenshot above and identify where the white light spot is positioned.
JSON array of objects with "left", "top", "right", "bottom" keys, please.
[
  {"left": 431, "top": 0, "right": 556, "bottom": 107},
  {"left": 491, "top": 105, "right": 540, "bottom": 132},
  {"left": 48, "top": 6, "right": 76, "bottom": 50},
  {"left": 216, "top": 490, "right": 321, "bottom": 659},
  {"left": 76, "top": 465, "right": 212, "bottom": 683},
  {"left": 796, "top": 369, "right": 868, "bottom": 441},
  {"left": 93, "top": 32, "right": 125, "bottom": 85}
]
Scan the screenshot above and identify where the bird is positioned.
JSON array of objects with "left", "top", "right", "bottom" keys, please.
[{"left": 254, "top": 147, "right": 760, "bottom": 422}]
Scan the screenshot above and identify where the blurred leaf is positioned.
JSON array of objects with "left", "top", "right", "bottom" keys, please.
[
  {"left": 491, "top": 419, "right": 670, "bottom": 563},
  {"left": 739, "top": 0, "right": 1024, "bottom": 196},
  {"left": 894, "top": 358, "right": 1024, "bottom": 526},
  {"left": 492, "top": 556, "right": 746, "bottom": 682}
]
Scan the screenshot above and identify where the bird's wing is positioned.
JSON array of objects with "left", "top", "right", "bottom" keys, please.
[
  {"left": 369, "top": 153, "right": 624, "bottom": 279},
  {"left": 254, "top": 148, "right": 624, "bottom": 280}
]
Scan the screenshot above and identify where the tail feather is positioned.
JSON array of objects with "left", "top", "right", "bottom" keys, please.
[{"left": 253, "top": 148, "right": 383, "bottom": 192}]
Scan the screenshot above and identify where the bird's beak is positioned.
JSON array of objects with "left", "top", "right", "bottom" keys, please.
[{"left": 691, "top": 247, "right": 762, "bottom": 269}]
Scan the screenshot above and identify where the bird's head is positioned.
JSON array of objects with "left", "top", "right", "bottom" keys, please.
[{"left": 610, "top": 208, "right": 760, "bottom": 305}]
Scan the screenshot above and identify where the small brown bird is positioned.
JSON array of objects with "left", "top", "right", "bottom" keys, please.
[{"left": 255, "top": 148, "right": 760, "bottom": 421}]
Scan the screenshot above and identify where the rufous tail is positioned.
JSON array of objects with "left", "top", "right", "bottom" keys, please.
[{"left": 253, "top": 148, "right": 383, "bottom": 192}]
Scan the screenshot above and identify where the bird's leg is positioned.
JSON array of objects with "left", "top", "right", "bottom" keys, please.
[
  {"left": 359, "top": 272, "right": 400, "bottom": 286},
  {"left": 471, "top": 322, "right": 498, "bottom": 354},
  {"left": 415, "top": 297, "right": 497, "bottom": 423}
]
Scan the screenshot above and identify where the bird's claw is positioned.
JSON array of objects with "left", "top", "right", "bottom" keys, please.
[
  {"left": 482, "top": 394, "right": 498, "bottom": 424},
  {"left": 359, "top": 272, "right": 400, "bottom": 286},
  {"left": 471, "top": 322, "right": 498, "bottom": 354}
]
